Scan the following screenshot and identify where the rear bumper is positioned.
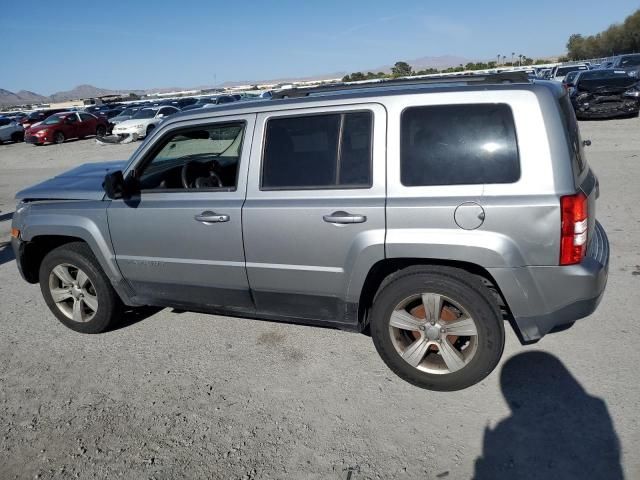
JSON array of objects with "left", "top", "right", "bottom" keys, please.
[{"left": 489, "top": 221, "right": 609, "bottom": 343}]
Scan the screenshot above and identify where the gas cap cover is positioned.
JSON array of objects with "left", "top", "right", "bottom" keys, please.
[{"left": 454, "top": 202, "right": 485, "bottom": 230}]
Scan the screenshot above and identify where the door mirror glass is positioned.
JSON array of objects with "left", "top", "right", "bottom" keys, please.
[{"left": 103, "top": 170, "right": 126, "bottom": 199}]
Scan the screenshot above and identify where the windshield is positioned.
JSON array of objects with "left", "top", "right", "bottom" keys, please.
[
  {"left": 619, "top": 55, "right": 640, "bottom": 67},
  {"left": 42, "top": 115, "right": 63, "bottom": 125},
  {"left": 133, "top": 109, "right": 157, "bottom": 119},
  {"left": 27, "top": 111, "right": 43, "bottom": 120},
  {"left": 557, "top": 66, "right": 587, "bottom": 76},
  {"left": 120, "top": 107, "right": 138, "bottom": 116},
  {"left": 578, "top": 70, "right": 630, "bottom": 80}
]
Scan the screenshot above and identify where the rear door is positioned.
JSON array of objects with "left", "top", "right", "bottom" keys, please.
[
  {"left": 242, "top": 103, "right": 386, "bottom": 325},
  {"left": 79, "top": 113, "right": 96, "bottom": 137}
]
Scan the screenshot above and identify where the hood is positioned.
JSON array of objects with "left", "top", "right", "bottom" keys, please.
[
  {"left": 110, "top": 115, "right": 132, "bottom": 123},
  {"left": 27, "top": 122, "right": 54, "bottom": 133},
  {"left": 15, "top": 160, "right": 128, "bottom": 201},
  {"left": 578, "top": 77, "right": 638, "bottom": 94},
  {"left": 115, "top": 118, "right": 153, "bottom": 128}
]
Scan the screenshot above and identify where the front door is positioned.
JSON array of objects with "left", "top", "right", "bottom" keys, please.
[
  {"left": 108, "top": 114, "right": 256, "bottom": 310},
  {"left": 242, "top": 104, "right": 386, "bottom": 325}
]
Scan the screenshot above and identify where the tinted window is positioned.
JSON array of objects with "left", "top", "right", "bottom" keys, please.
[
  {"left": 0, "top": 118, "right": 11, "bottom": 126},
  {"left": 401, "top": 104, "right": 520, "bottom": 186},
  {"left": 79, "top": 113, "right": 94, "bottom": 121},
  {"left": 261, "top": 111, "right": 373, "bottom": 189},
  {"left": 559, "top": 95, "right": 587, "bottom": 178}
]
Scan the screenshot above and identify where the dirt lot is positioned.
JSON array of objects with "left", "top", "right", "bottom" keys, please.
[{"left": 1, "top": 121, "right": 639, "bottom": 479}]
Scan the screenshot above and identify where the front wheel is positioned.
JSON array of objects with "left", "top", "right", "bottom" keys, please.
[
  {"left": 39, "top": 242, "right": 123, "bottom": 333},
  {"left": 370, "top": 266, "right": 504, "bottom": 391},
  {"left": 96, "top": 124, "right": 106, "bottom": 136},
  {"left": 53, "top": 131, "right": 65, "bottom": 144}
]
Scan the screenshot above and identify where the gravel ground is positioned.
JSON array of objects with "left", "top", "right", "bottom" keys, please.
[{"left": 0, "top": 121, "right": 639, "bottom": 480}]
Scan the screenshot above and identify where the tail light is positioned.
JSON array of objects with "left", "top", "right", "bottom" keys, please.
[{"left": 560, "top": 192, "right": 588, "bottom": 265}]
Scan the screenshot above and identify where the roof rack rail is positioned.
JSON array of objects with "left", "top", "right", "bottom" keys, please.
[{"left": 271, "top": 72, "right": 531, "bottom": 99}]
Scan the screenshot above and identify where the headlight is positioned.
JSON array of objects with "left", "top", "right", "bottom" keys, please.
[
  {"left": 623, "top": 89, "right": 640, "bottom": 97},
  {"left": 628, "top": 71, "right": 638, "bottom": 77},
  {"left": 35, "top": 129, "right": 48, "bottom": 136}
]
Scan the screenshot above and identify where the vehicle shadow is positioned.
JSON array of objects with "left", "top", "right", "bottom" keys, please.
[
  {"left": 108, "top": 306, "right": 164, "bottom": 332},
  {"left": 0, "top": 211, "right": 13, "bottom": 222},
  {"left": 473, "top": 351, "right": 623, "bottom": 480},
  {"left": 0, "top": 242, "right": 15, "bottom": 266}
]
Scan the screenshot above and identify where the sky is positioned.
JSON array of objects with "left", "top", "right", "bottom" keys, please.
[{"left": 1, "top": 0, "right": 638, "bottom": 94}]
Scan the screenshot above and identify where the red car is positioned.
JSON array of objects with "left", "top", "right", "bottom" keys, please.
[
  {"left": 25, "top": 112, "right": 108, "bottom": 145},
  {"left": 20, "top": 109, "right": 67, "bottom": 130}
]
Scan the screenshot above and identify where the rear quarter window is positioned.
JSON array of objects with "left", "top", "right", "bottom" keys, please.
[
  {"left": 558, "top": 94, "right": 587, "bottom": 178},
  {"left": 400, "top": 104, "right": 520, "bottom": 186}
]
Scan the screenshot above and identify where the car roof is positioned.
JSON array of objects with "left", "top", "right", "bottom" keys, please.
[{"left": 165, "top": 74, "right": 558, "bottom": 124}]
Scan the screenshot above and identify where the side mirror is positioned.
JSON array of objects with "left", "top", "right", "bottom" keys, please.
[{"left": 103, "top": 170, "right": 126, "bottom": 199}]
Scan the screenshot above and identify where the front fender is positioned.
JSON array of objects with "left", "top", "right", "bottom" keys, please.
[{"left": 19, "top": 203, "right": 122, "bottom": 284}]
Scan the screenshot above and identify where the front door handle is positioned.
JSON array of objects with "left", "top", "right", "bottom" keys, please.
[
  {"left": 323, "top": 211, "right": 367, "bottom": 224},
  {"left": 194, "top": 211, "right": 230, "bottom": 223}
]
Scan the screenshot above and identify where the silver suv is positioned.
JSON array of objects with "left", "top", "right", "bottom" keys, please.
[{"left": 10, "top": 74, "right": 609, "bottom": 391}]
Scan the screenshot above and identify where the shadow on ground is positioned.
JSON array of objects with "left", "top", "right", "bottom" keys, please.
[
  {"left": 474, "top": 351, "right": 623, "bottom": 480},
  {"left": 0, "top": 242, "right": 15, "bottom": 266},
  {"left": 0, "top": 211, "right": 13, "bottom": 222},
  {"left": 108, "top": 306, "right": 164, "bottom": 332}
]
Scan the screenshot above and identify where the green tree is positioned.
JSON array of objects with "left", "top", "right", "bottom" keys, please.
[{"left": 391, "top": 61, "right": 413, "bottom": 77}]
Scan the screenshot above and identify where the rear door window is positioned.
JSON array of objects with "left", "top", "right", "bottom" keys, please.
[
  {"left": 261, "top": 111, "right": 373, "bottom": 189},
  {"left": 400, "top": 104, "right": 520, "bottom": 186}
]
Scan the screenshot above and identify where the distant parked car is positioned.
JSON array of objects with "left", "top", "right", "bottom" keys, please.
[
  {"left": 201, "top": 95, "right": 236, "bottom": 109},
  {"left": 107, "top": 106, "right": 145, "bottom": 132},
  {"left": 25, "top": 112, "right": 108, "bottom": 145},
  {"left": 180, "top": 97, "right": 218, "bottom": 111},
  {"left": 111, "top": 106, "right": 179, "bottom": 140},
  {"left": 611, "top": 54, "right": 640, "bottom": 77},
  {"left": 95, "top": 108, "right": 124, "bottom": 121},
  {"left": 0, "top": 116, "right": 24, "bottom": 143},
  {"left": 570, "top": 69, "right": 640, "bottom": 119},
  {"left": 562, "top": 71, "right": 581, "bottom": 93},
  {"left": 551, "top": 64, "right": 589, "bottom": 82},
  {"left": 20, "top": 109, "right": 67, "bottom": 130}
]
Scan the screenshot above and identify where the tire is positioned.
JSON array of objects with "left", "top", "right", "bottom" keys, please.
[
  {"left": 53, "top": 131, "right": 65, "bottom": 144},
  {"left": 370, "top": 266, "right": 505, "bottom": 391},
  {"left": 96, "top": 124, "right": 106, "bottom": 136},
  {"left": 39, "top": 242, "right": 123, "bottom": 334},
  {"left": 146, "top": 124, "right": 155, "bottom": 137},
  {"left": 10, "top": 131, "right": 24, "bottom": 142}
]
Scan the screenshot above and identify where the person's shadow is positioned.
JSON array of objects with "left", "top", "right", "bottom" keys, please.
[{"left": 474, "top": 351, "right": 623, "bottom": 480}]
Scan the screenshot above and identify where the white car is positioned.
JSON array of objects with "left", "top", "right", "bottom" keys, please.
[
  {"left": 111, "top": 106, "right": 179, "bottom": 140},
  {"left": 0, "top": 117, "right": 24, "bottom": 144},
  {"left": 551, "top": 64, "right": 589, "bottom": 82}
]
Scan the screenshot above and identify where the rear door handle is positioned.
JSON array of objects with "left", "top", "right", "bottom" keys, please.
[
  {"left": 195, "top": 211, "right": 230, "bottom": 223},
  {"left": 323, "top": 211, "right": 367, "bottom": 224}
]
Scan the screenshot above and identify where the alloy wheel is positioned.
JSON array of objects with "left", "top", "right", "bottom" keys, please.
[
  {"left": 48, "top": 263, "right": 98, "bottom": 323},
  {"left": 389, "top": 292, "right": 479, "bottom": 374}
]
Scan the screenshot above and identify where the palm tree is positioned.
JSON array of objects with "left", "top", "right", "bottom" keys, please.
[
  {"left": 511, "top": 52, "right": 515, "bottom": 65},
  {"left": 497, "top": 54, "right": 501, "bottom": 65},
  {"left": 502, "top": 55, "right": 507, "bottom": 65}
]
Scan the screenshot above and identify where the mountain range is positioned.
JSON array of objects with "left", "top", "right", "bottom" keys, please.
[{"left": 0, "top": 54, "right": 472, "bottom": 107}]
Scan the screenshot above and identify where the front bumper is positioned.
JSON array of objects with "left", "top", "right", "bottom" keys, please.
[
  {"left": 25, "top": 135, "right": 46, "bottom": 145},
  {"left": 112, "top": 125, "right": 145, "bottom": 138},
  {"left": 11, "top": 236, "right": 36, "bottom": 283},
  {"left": 489, "top": 221, "right": 609, "bottom": 343}
]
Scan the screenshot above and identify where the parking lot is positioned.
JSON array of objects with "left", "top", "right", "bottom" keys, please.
[{"left": 1, "top": 117, "right": 639, "bottom": 479}]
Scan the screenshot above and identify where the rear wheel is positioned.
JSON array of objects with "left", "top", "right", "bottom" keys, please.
[
  {"left": 370, "top": 266, "right": 505, "bottom": 391},
  {"left": 39, "top": 242, "right": 123, "bottom": 333},
  {"left": 96, "top": 124, "right": 106, "bottom": 136},
  {"left": 53, "top": 131, "right": 65, "bottom": 144}
]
